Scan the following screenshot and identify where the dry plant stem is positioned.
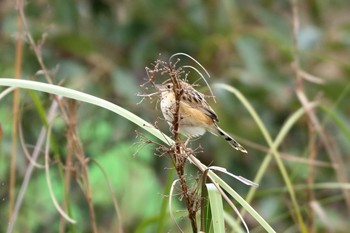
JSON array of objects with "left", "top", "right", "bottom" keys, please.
[
  {"left": 60, "top": 110, "right": 74, "bottom": 233},
  {"left": 290, "top": 2, "right": 316, "bottom": 231},
  {"left": 66, "top": 101, "right": 98, "bottom": 233},
  {"left": 18, "top": 122, "right": 45, "bottom": 168},
  {"left": 307, "top": 125, "right": 316, "bottom": 233},
  {"left": 200, "top": 170, "right": 209, "bottom": 232},
  {"left": 168, "top": 66, "right": 198, "bottom": 233},
  {"left": 6, "top": 101, "right": 59, "bottom": 233},
  {"left": 16, "top": 3, "right": 95, "bottom": 228},
  {"left": 291, "top": 0, "right": 350, "bottom": 216},
  {"left": 44, "top": 126, "right": 77, "bottom": 224},
  {"left": 8, "top": 7, "right": 23, "bottom": 221},
  {"left": 17, "top": 0, "right": 69, "bottom": 123}
]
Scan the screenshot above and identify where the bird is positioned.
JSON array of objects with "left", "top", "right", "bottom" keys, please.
[{"left": 157, "top": 80, "right": 247, "bottom": 153}]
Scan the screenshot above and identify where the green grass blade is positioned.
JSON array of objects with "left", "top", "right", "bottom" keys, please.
[
  {"left": 223, "top": 211, "right": 245, "bottom": 233},
  {"left": 214, "top": 83, "right": 305, "bottom": 232},
  {"left": 206, "top": 183, "right": 225, "bottom": 233},
  {"left": 0, "top": 79, "right": 275, "bottom": 232},
  {"left": 208, "top": 170, "right": 275, "bottom": 233},
  {"left": 321, "top": 104, "right": 350, "bottom": 141},
  {"left": 244, "top": 105, "right": 315, "bottom": 213},
  {"left": 0, "top": 78, "right": 172, "bottom": 146}
]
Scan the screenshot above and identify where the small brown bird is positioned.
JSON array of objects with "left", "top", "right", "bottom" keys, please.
[{"left": 157, "top": 80, "right": 247, "bottom": 153}]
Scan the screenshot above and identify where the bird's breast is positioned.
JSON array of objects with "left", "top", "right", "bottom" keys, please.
[{"left": 160, "top": 92, "right": 176, "bottom": 122}]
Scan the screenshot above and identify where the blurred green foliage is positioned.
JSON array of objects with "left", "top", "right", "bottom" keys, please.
[{"left": 1, "top": 0, "right": 350, "bottom": 232}]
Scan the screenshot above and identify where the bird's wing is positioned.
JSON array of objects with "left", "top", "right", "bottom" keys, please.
[{"left": 181, "top": 88, "right": 219, "bottom": 122}]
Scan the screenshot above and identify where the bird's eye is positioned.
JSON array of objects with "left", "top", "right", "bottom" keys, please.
[{"left": 167, "top": 84, "right": 171, "bottom": 89}]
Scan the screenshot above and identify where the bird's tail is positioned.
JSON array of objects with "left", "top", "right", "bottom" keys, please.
[{"left": 217, "top": 127, "right": 247, "bottom": 153}]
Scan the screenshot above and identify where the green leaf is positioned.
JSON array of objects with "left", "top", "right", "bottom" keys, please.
[{"left": 206, "top": 183, "right": 225, "bottom": 233}]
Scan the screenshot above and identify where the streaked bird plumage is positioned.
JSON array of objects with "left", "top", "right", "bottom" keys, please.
[{"left": 157, "top": 80, "right": 247, "bottom": 153}]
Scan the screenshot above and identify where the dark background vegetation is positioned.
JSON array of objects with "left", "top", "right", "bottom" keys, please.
[{"left": 1, "top": 0, "right": 350, "bottom": 232}]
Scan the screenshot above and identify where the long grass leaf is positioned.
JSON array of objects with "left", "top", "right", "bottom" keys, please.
[
  {"left": 214, "top": 83, "right": 304, "bottom": 231},
  {"left": 0, "top": 78, "right": 172, "bottom": 145},
  {"left": 206, "top": 183, "right": 225, "bottom": 233},
  {"left": 0, "top": 78, "right": 275, "bottom": 232}
]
